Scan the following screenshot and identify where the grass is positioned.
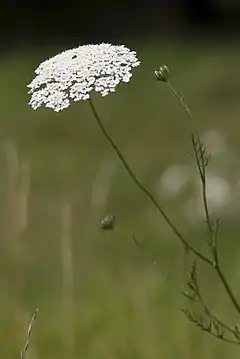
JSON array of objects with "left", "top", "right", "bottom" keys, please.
[{"left": 1, "top": 38, "right": 240, "bottom": 358}]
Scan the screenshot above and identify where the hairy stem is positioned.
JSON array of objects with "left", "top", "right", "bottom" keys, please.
[{"left": 88, "top": 98, "right": 211, "bottom": 265}]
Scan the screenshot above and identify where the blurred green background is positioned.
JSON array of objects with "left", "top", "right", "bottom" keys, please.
[{"left": 1, "top": 39, "right": 240, "bottom": 359}]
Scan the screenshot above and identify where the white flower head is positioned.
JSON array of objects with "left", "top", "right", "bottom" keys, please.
[{"left": 28, "top": 43, "right": 140, "bottom": 112}]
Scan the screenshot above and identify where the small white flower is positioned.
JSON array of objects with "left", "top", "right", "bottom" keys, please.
[{"left": 28, "top": 43, "right": 140, "bottom": 111}]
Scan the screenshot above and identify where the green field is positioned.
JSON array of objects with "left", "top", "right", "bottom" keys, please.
[{"left": 1, "top": 38, "right": 240, "bottom": 358}]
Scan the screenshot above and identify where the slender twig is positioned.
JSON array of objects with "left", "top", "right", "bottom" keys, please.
[
  {"left": 184, "top": 263, "right": 237, "bottom": 337},
  {"left": 215, "top": 266, "right": 240, "bottom": 314},
  {"left": 193, "top": 137, "right": 240, "bottom": 313},
  {"left": 167, "top": 82, "right": 214, "bottom": 239},
  {"left": 183, "top": 309, "right": 240, "bottom": 345},
  {"left": 212, "top": 218, "right": 220, "bottom": 265},
  {"left": 167, "top": 81, "right": 240, "bottom": 316},
  {"left": 88, "top": 98, "right": 211, "bottom": 265},
  {"left": 191, "top": 134, "right": 213, "bottom": 238},
  {"left": 167, "top": 82, "right": 193, "bottom": 121},
  {"left": 20, "top": 308, "right": 39, "bottom": 359}
]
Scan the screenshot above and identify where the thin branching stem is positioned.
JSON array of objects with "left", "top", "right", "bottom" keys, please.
[
  {"left": 212, "top": 218, "right": 220, "bottom": 265},
  {"left": 167, "top": 81, "right": 240, "bottom": 316},
  {"left": 215, "top": 266, "right": 240, "bottom": 314},
  {"left": 191, "top": 134, "right": 213, "bottom": 237},
  {"left": 202, "top": 171, "right": 213, "bottom": 236},
  {"left": 88, "top": 98, "right": 211, "bottom": 265},
  {"left": 183, "top": 309, "right": 240, "bottom": 345},
  {"left": 168, "top": 82, "right": 213, "bottom": 237},
  {"left": 194, "top": 139, "right": 240, "bottom": 313},
  {"left": 20, "top": 308, "right": 39, "bottom": 359},
  {"left": 186, "top": 263, "right": 237, "bottom": 337},
  {"left": 167, "top": 82, "right": 193, "bottom": 121}
]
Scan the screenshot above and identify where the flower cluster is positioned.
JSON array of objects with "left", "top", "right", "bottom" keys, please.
[{"left": 28, "top": 43, "right": 140, "bottom": 112}]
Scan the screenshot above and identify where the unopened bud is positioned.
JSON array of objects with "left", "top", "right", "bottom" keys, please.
[
  {"left": 98, "top": 214, "right": 115, "bottom": 230},
  {"left": 154, "top": 65, "right": 170, "bottom": 82}
]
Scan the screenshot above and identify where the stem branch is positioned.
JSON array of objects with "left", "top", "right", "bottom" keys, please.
[
  {"left": 167, "top": 82, "right": 240, "bottom": 315},
  {"left": 88, "top": 98, "right": 211, "bottom": 265}
]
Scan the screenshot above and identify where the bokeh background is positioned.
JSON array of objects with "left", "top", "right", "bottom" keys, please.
[{"left": 1, "top": 1, "right": 240, "bottom": 358}]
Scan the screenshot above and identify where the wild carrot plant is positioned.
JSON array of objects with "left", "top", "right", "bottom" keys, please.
[{"left": 27, "top": 43, "right": 240, "bottom": 349}]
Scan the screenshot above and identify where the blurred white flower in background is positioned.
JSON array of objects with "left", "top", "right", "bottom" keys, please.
[
  {"left": 156, "top": 129, "right": 238, "bottom": 223},
  {"left": 200, "top": 129, "right": 228, "bottom": 157},
  {"left": 28, "top": 43, "right": 140, "bottom": 112},
  {"left": 157, "top": 164, "right": 192, "bottom": 199},
  {"left": 196, "top": 173, "right": 231, "bottom": 211},
  {"left": 184, "top": 173, "right": 231, "bottom": 224}
]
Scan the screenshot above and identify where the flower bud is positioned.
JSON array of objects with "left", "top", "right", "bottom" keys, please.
[
  {"left": 154, "top": 65, "right": 170, "bottom": 82},
  {"left": 98, "top": 214, "right": 115, "bottom": 230}
]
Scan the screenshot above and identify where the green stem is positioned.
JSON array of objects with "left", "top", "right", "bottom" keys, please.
[
  {"left": 215, "top": 265, "right": 240, "bottom": 314},
  {"left": 88, "top": 98, "right": 211, "bottom": 265},
  {"left": 167, "top": 82, "right": 240, "bottom": 315},
  {"left": 191, "top": 134, "right": 213, "bottom": 239},
  {"left": 168, "top": 82, "right": 193, "bottom": 121}
]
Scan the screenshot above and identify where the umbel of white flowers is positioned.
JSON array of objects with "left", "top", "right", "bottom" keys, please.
[{"left": 28, "top": 43, "right": 140, "bottom": 112}]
